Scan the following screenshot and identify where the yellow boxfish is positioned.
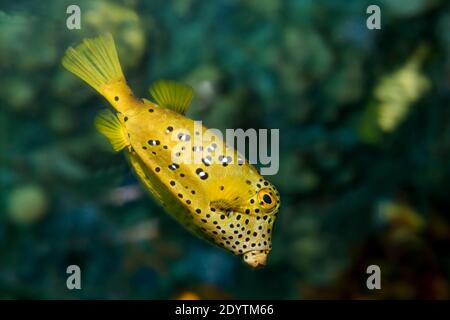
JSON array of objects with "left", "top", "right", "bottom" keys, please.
[{"left": 62, "top": 34, "right": 280, "bottom": 268}]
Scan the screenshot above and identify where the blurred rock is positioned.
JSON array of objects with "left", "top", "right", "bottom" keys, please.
[
  {"left": 7, "top": 185, "right": 49, "bottom": 225},
  {"left": 0, "top": 77, "right": 35, "bottom": 111}
]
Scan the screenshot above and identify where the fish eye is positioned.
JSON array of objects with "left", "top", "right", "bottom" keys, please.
[
  {"left": 263, "top": 194, "right": 272, "bottom": 204},
  {"left": 257, "top": 189, "right": 277, "bottom": 211}
]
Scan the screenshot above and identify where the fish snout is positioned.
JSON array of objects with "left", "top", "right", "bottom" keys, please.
[{"left": 242, "top": 250, "right": 268, "bottom": 268}]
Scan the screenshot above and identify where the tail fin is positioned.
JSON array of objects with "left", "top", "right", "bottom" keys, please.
[{"left": 62, "top": 33, "right": 125, "bottom": 95}]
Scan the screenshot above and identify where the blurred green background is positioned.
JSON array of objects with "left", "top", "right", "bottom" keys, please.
[{"left": 0, "top": 0, "right": 449, "bottom": 299}]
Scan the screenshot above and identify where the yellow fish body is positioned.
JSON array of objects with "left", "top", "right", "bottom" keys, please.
[{"left": 62, "top": 34, "right": 280, "bottom": 268}]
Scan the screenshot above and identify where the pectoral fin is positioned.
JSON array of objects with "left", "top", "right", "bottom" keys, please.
[
  {"left": 210, "top": 190, "right": 247, "bottom": 215},
  {"left": 208, "top": 174, "right": 251, "bottom": 214},
  {"left": 94, "top": 109, "right": 129, "bottom": 152}
]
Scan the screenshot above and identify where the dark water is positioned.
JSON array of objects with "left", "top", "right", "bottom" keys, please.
[{"left": 0, "top": 0, "right": 449, "bottom": 299}]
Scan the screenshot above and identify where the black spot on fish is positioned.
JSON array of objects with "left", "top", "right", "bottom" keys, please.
[
  {"left": 169, "top": 163, "right": 179, "bottom": 170},
  {"left": 178, "top": 133, "right": 190, "bottom": 141},
  {"left": 207, "top": 143, "right": 217, "bottom": 152},
  {"left": 195, "top": 168, "right": 208, "bottom": 180},
  {"left": 218, "top": 155, "right": 232, "bottom": 166},
  {"left": 148, "top": 108, "right": 154, "bottom": 112},
  {"left": 200, "top": 172, "right": 208, "bottom": 180},
  {"left": 114, "top": 96, "right": 119, "bottom": 101},
  {"left": 148, "top": 139, "right": 160, "bottom": 146},
  {"left": 202, "top": 156, "right": 212, "bottom": 166}
]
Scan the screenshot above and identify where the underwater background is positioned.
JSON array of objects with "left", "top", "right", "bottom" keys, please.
[{"left": 1, "top": 0, "right": 449, "bottom": 299}]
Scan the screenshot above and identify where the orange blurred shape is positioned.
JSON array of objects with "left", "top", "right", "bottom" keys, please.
[
  {"left": 176, "top": 291, "right": 200, "bottom": 300},
  {"left": 174, "top": 285, "right": 232, "bottom": 300}
]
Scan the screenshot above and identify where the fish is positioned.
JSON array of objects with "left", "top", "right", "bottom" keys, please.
[{"left": 62, "top": 34, "right": 280, "bottom": 268}]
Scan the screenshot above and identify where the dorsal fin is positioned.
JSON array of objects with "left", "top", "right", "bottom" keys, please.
[
  {"left": 94, "top": 109, "right": 129, "bottom": 152},
  {"left": 149, "top": 80, "right": 194, "bottom": 114}
]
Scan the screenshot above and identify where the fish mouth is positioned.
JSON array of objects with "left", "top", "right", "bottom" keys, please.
[{"left": 242, "top": 250, "right": 269, "bottom": 268}]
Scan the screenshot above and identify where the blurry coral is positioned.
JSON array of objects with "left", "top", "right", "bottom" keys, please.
[{"left": 375, "top": 46, "right": 430, "bottom": 132}]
